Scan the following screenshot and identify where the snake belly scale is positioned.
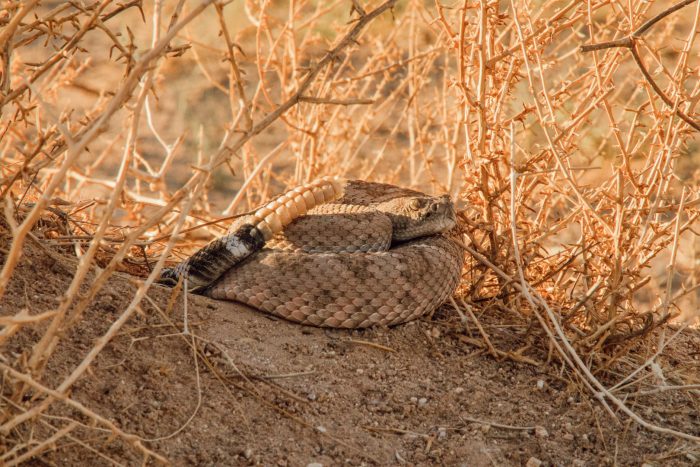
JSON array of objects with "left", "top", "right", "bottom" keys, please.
[{"left": 160, "top": 179, "right": 465, "bottom": 328}]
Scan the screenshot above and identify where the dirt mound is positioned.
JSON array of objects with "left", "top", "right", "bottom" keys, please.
[{"left": 1, "top": 239, "right": 699, "bottom": 465}]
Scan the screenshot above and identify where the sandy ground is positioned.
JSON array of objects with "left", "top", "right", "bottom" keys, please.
[{"left": 1, "top": 236, "right": 699, "bottom": 466}]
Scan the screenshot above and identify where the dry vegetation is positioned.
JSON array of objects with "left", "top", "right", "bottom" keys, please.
[{"left": 1, "top": 0, "right": 699, "bottom": 463}]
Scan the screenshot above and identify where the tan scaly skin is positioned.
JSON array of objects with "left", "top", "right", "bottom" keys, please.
[
  {"left": 159, "top": 177, "right": 345, "bottom": 291},
  {"left": 161, "top": 179, "right": 465, "bottom": 328}
]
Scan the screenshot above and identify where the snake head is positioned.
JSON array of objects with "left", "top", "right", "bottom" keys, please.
[{"left": 379, "top": 194, "right": 457, "bottom": 241}]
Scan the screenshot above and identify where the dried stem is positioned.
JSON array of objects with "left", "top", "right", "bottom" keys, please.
[{"left": 580, "top": 0, "right": 700, "bottom": 131}]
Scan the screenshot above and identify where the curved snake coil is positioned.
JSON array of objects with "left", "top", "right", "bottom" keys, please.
[
  {"left": 160, "top": 177, "right": 345, "bottom": 291},
  {"left": 160, "top": 179, "right": 465, "bottom": 328}
]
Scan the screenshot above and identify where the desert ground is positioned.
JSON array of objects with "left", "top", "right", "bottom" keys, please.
[{"left": 2, "top": 234, "right": 699, "bottom": 465}]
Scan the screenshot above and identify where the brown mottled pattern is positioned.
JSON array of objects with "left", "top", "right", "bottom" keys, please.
[
  {"left": 268, "top": 209, "right": 392, "bottom": 253},
  {"left": 205, "top": 180, "right": 465, "bottom": 328}
]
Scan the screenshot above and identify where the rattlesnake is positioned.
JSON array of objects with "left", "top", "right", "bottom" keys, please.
[{"left": 160, "top": 178, "right": 464, "bottom": 328}]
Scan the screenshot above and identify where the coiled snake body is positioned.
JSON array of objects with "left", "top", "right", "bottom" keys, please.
[{"left": 160, "top": 179, "right": 464, "bottom": 328}]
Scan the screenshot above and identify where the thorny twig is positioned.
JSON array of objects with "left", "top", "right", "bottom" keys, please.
[{"left": 580, "top": 0, "right": 700, "bottom": 131}]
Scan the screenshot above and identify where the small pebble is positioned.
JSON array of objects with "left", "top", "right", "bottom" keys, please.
[
  {"left": 307, "top": 392, "right": 317, "bottom": 401},
  {"left": 454, "top": 387, "right": 465, "bottom": 394},
  {"left": 525, "top": 457, "right": 542, "bottom": 467},
  {"left": 536, "top": 380, "right": 545, "bottom": 390},
  {"left": 417, "top": 397, "right": 428, "bottom": 407},
  {"left": 315, "top": 426, "right": 327, "bottom": 433},
  {"left": 437, "top": 427, "right": 448, "bottom": 441},
  {"left": 306, "top": 463, "right": 323, "bottom": 467},
  {"left": 410, "top": 396, "right": 418, "bottom": 403},
  {"left": 534, "top": 426, "right": 549, "bottom": 438},
  {"left": 479, "top": 424, "right": 491, "bottom": 434},
  {"left": 563, "top": 433, "right": 574, "bottom": 441},
  {"left": 243, "top": 448, "right": 253, "bottom": 460}
]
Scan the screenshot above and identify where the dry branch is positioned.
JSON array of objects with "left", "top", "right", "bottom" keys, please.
[{"left": 581, "top": 0, "right": 700, "bottom": 131}]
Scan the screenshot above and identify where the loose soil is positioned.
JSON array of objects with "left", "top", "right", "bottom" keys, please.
[{"left": 1, "top": 237, "right": 699, "bottom": 466}]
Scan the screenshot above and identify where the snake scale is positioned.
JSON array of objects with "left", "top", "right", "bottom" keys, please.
[{"left": 160, "top": 178, "right": 465, "bottom": 328}]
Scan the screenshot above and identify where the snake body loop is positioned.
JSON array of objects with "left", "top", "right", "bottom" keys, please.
[
  {"left": 161, "top": 179, "right": 464, "bottom": 328},
  {"left": 159, "top": 177, "right": 344, "bottom": 291}
]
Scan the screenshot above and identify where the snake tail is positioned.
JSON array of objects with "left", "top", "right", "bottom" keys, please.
[{"left": 158, "top": 176, "right": 345, "bottom": 291}]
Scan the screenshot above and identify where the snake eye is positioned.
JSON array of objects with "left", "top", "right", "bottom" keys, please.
[{"left": 409, "top": 198, "right": 423, "bottom": 211}]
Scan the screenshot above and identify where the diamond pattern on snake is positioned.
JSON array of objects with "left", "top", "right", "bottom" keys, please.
[{"left": 160, "top": 178, "right": 465, "bottom": 328}]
